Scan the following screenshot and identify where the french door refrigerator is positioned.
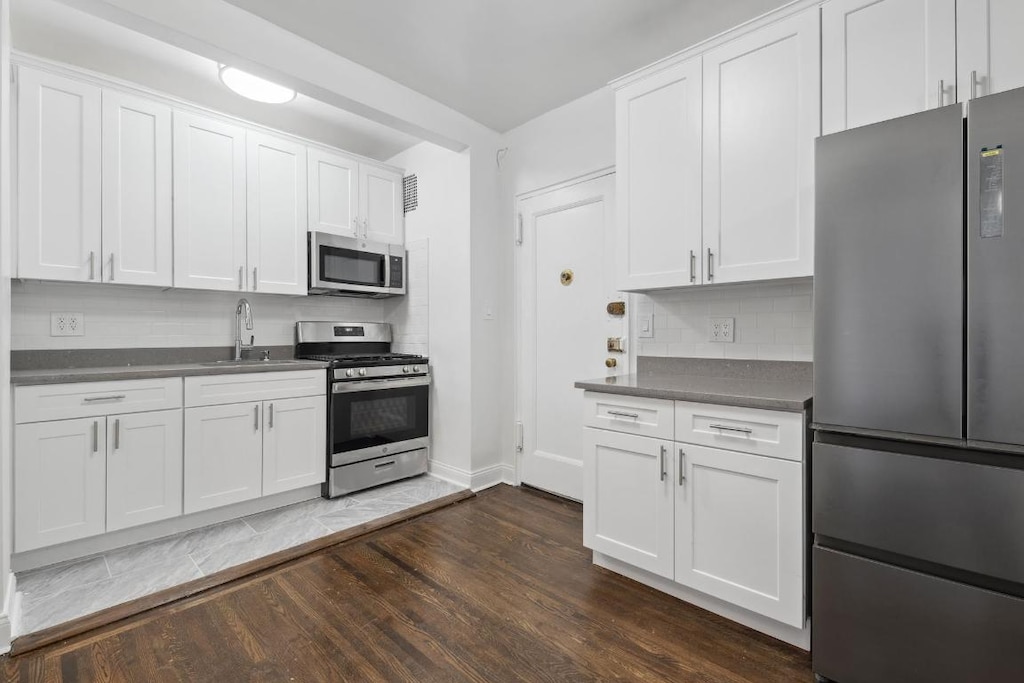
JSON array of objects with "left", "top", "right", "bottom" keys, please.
[{"left": 813, "top": 88, "right": 1024, "bottom": 683}]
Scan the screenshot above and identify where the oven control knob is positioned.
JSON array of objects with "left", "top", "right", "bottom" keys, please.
[
  {"left": 402, "top": 366, "right": 410, "bottom": 373},
  {"left": 413, "top": 366, "right": 420, "bottom": 373},
  {"left": 345, "top": 369, "right": 354, "bottom": 378},
  {"left": 358, "top": 368, "right": 367, "bottom": 377}
]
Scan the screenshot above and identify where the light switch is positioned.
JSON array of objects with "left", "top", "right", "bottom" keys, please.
[{"left": 639, "top": 313, "right": 654, "bottom": 339}]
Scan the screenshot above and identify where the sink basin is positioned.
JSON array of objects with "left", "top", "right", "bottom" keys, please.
[{"left": 198, "top": 359, "right": 308, "bottom": 367}]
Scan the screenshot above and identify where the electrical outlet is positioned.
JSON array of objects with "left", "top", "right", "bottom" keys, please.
[
  {"left": 50, "top": 312, "right": 85, "bottom": 337},
  {"left": 709, "top": 317, "right": 734, "bottom": 343}
]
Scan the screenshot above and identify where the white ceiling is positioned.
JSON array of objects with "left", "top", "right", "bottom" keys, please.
[
  {"left": 12, "top": 0, "right": 423, "bottom": 160},
  {"left": 223, "top": 0, "right": 792, "bottom": 132}
]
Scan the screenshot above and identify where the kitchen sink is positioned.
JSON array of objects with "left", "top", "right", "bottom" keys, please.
[{"left": 198, "top": 359, "right": 309, "bottom": 366}]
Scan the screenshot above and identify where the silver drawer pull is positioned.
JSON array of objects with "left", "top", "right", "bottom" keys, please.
[
  {"left": 709, "top": 423, "right": 753, "bottom": 436},
  {"left": 607, "top": 410, "right": 640, "bottom": 420},
  {"left": 83, "top": 395, "right": 126, "bottom": 403},
  {"left": 659, "top": 446, "right": 667, "bottom": 482},
  {"left": 678, "top": 449, "right": 686, "bottom": 485},
  {"left": 374, "top": 461, "right": 397, "bottom": 469}
]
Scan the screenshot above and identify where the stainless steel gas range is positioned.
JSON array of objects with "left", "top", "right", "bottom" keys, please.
[{"left": 295, "top": 321, "right": 430, "bottom": 498}]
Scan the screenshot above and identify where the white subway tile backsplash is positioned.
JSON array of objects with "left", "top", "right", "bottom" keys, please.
[{"left": 635, "top": 277, "right": 813, "bottom": 362}]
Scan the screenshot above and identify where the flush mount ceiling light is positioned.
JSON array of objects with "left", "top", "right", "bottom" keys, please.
[{"left": 218, "top": 65, "right": 295, "bottom": 104}]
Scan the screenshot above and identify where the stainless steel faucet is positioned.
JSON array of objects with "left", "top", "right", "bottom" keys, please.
[{"left": 234, "top": 298, "right": 255, "bottom": 361}]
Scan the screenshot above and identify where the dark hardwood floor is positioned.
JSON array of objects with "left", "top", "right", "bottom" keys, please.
[{"left": 1, "top": 485, "right": 812, "bottom": 682}]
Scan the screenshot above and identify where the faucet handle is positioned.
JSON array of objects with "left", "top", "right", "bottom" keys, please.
[
  {"left": 261, "top": 349, "right": 271, "bottom": 361},
  {"left": 249, "top": 335, "right": 254, "bottom": 346}
]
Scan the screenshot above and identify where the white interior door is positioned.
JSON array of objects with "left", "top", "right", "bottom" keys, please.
[{"left": 516, "top": 173, "right": 623, "bottom": 501}]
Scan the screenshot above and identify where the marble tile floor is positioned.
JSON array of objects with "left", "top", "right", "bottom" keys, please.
[{"left": 14, "top": 475, "right": 466, "bottom": 636}]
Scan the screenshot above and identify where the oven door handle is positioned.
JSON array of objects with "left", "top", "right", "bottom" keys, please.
[{"left": 332, "top": 376, "right": 431, "bottom": 393}]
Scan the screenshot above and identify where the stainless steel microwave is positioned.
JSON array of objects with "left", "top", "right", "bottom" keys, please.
[{"left": 308, "top": 231, "right": 406, "bottom": 298}]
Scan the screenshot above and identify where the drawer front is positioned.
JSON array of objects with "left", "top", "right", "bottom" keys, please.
[
  {"left": 674, "top": 401, "right": 803, "bottom": 461},
  {"left": 327, "top": 448, "right": 428, "bottom": 498},
  {"left": 15, "top": 378, "right": 183, "bottom": 424},
  {"left": 583, "top": 392, "right": 674, "bottom": 439},
  {"left": 184, "top": 370, "right": 326, "bottom": 407}
]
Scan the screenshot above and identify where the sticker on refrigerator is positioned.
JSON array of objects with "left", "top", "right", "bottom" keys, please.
[{"left": 980, "top": 146, "right": 1004, "bottom": 238}]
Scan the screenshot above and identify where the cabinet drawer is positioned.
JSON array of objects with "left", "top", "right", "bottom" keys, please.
[
  {"left": 674, "top": 401, "right": 803, "bottom": 461},
  {"left": 184, "top": 370, "right": 325, "bottom": 407},
  {"left": 583, "top": 392, "right": 674, "bottom": 439},
  {"left": 15, "top": 378, "right": 183, "bottom": 424}
]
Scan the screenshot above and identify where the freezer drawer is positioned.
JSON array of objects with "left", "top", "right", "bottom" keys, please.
[
  {"left": 813, "top": 442, "right": 1024, "bottom": 584},
  {"left": 813, "top": 546, "right": 1024, "bottom": 683}
]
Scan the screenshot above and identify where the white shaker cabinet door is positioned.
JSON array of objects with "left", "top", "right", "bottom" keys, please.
[
  {"left": 615, "top": 56, "right": 703, "bottom": 291},
  {"left": 823, "top": 0, "right": 956, "bottom": 134},
  {"left": 583, "top": 428, "right": 674, "bottom": 579},
  {"left": 16, "top": 67, "right": 101, "bottom": 282},
  {"left": 674, "top": 444, "right": 804, "bottom": 628},
  {"left": 958, "top": 0, "right": 1024, "bottom": 100},
  {"left": 308, "top": 147, "right": 360, "bottom": 238},
  {"left": 247, "top": 131, "right": 308, "bottom": 295},
  {"left": 173, "top": 111, "right": 248, "bottom": 291},
  {"left": 184, "top": 403, "right": 263, "bottom": 514},
  {"left": 106, "top": 409, "right": 184, "bottom": 532},
  {"left": 101, "top": 90, "right": 173, "bottom": 286},
  {"left": 261, "top": 396, "right": 326, "bottom": 496},
  {"left": 702, "top": 8, "right": 819, "bottom": 284},
  {"left": 359, "top": 164, "right": 405, "bottom": 245},
  {"left": 15, "top": 417, "right": 106, "bottom": 552}
]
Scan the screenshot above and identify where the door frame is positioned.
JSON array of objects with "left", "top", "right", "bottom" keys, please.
[{"left": 512, "top": 167, "right": 629, "bottom": 492}]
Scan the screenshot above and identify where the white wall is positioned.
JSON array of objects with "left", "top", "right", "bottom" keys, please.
[
  {"left": 634, "top": 278, "right": 813, "bottom": 362},
  {"left": 384, "top": 239, "right": 429, "bottom": 357},
  {"left": 0, "top": 0, "right": 12, "bottom": 652},
  {"left": 11, "top": 282, "right": 384, "bottom": 351},
  {"left": 386, "top": 142, "right": 474, "bottom": 482}
]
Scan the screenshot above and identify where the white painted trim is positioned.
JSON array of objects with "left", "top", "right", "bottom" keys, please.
[
  {"left": 609, "top": 0, "right": 822, "bottom": 90},
  {"left": 0, "top": 572, "right": 15, "bottom": 653},
  {"left": 594, "top": 551, "right": 810, "bottom": 650},
  {"left": 10, "top": 52, "right": 405, "bottom": 175},
  {"left": 427, "top": 459, "right": 514, "bottom": 492},
  {"left": 515, "top": 166, "right": 615, "bottom": 202},
  {"left": 12, "top": 484, "right": 322, "bottom": 573},
  {"left": 427, "top": 459, "right": 471, "bottom": 488}
]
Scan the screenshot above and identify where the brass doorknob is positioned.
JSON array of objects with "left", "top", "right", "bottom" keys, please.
[{"left": 605, "top": 358, "right": 617, "bottom": 368}]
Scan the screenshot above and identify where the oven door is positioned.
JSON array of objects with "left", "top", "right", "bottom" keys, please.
[
  {"left": 330, "top": 375, "right": 430, "bottom": 466},
  {"left": 309, "top": 232, "right": 390, "bottom": 295}
]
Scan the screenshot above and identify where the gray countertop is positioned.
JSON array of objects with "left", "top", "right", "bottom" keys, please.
[
  {"left": 10, "top": 346, "right": 329, "bottom": 386},
  {"left": 575, "top": 357, "right": 812, "bottom": 413}
]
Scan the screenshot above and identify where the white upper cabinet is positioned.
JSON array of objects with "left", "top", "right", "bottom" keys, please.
[
  {"left": 16, "top": 67, "right": 101, "bottom": 282},
  {"left": 173, "top": 111, "right": 248, "bottom": 292},
  {"left": 359, "top": 164, "right": 405, "bottom": 245},
  {"left": 615, "top": 57, "right": 703, "bottom": 291},
  {"left": 822, "top": 0, "right": 957, "bottom": 134},
  {"left": 702, "top": 8, "right": 819, "bottom": 284},
  {"left": 247, "top": 131, "right": 308, "bottom": 295},
  {"left": 101, "top": 90, "right": 173, "bottom": 286},
  {"left": 308, "top": 147, "right": 360, "bottom": 238},
  {"left": 958, "top": 0, "right": 1024, "bottom": 100}
]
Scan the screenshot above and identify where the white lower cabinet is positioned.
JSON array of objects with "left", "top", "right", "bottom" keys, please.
[
  {"left": 674, "top": 443, "right": 804, "bottom": 627},
  {"left": 183, "top": 402, "right": 263, "bottom": 514},
  {"left": 583, "top": 429, "right": 674, "bottom": 578},
  {"left": 15, "top": 417, "right": 107, "bottom": 552},
  {"left": 583, "top": 393, "right": 806, "bottom": 630},
  {"left": 106, "top": 409, "right": 184, "bottom": 532},
  {"left": 262, "top": 396, "right": 326, "bottom": 496}
]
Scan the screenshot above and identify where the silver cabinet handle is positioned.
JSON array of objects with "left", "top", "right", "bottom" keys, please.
[
  {"left": 607, "top": 410, "right": 640, "bottom": 420},
  {"left": 92, "top": 420, "right": 99, "bottom": 453},
  {"left": 268, "top": 403, "right": 274, "bottom": 429},
  {"left": 679, "top": 449, "right": 686, "bottom": 485},
  {"left": 707, "top": 248, "right": 714, "bottom": 281},
  {"left": 970, "top": 70, "right": 979, "bottom": 100},
  {"left": 114, "top": 418, "right": 120, "bottom": 450},
  {"left": 109, "top": 253, "right": 115, "bottom": 282},
  {"left": 254, "top": 404, "right": 260, "bottom": 431},
  {"left": 89, "top": 251, "right": 96, "bottom": 280},
  {"left": 660, "top": 445, "right": 667, "bottom": 482},
  {"left": 253, "top": 267, "right": 258, "bottom": 291},
  {"left": 709, "top": 423, "right": 754, "bottom": 436},
  {"left": 238, "top": 266, "right": 244, "bottom": 290},
  {"left": 937, "top": 79, "right": 945, "bottom": 107},
  {"left": 83, "top": 394, "right": 126, "bottom": 403},
  {"left": 689, "top": 250, "right": 696, "bottom": 284}
]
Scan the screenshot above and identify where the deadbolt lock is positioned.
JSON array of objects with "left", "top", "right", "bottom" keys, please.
[
  {"left": 607, "top": 337, "right": 624, "bottom": 353},
  {"left": 605, "top": 358, "right": 617, "bottom": 368},
  {"left": 606, "top": 301, "right": 626, "bottom": 316},
  {"left": 560, "top": 269, "right": 574, "bottom": 286}
]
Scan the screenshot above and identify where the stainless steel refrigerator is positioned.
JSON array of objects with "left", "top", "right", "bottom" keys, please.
[{"left": 813, "top": 88, "right": 1024, "bottom": 683}]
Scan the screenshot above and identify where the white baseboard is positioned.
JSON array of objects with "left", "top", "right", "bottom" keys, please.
[
  {"left": 0, "top": 572, "right": 16, "bottom": 654},
  {"left": 427, "top": 459, "right": 515, "bottom": 492},
  {"left": 593, "top": 552, "right": 810, "bottom": 651}
]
